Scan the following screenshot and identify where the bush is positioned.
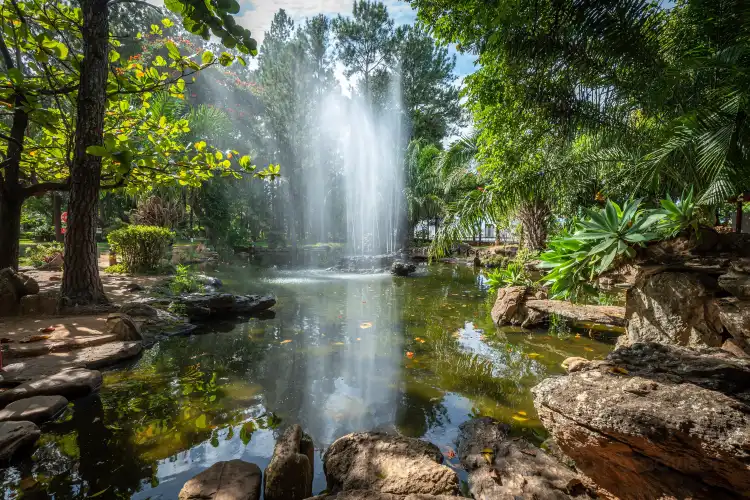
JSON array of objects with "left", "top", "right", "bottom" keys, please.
[
  {"left": 104, "top": 263, "right": 129, "bottom": 274},
  {"left": 108, "top": 225, "right": 173, "bottom": 273},
  {"left": 26, "top": 242, "right": 64, "bottom": 267},
  {"left": 31, "top": 224, "right": 55, "bottom": 242},
  {"left": 170, "top": 264, "right": 202, "bottom": 294}
]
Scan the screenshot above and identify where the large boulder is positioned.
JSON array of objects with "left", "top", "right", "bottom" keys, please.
[
  {"left": 715, "top": 297, "right": 750, "bottom": 354},
  {"left": 179, "top": 460, "right": 262, "bottom": 500},
  {"left": 391, "top": 261, "right": 417, "bottom": 277},
  {"left": 0, "top": 368, "right": 102, "bottom": 406},
  {"left": 456, "top": 417, "right": 593, "bottom": 499},
  {"left": 175, "top": 293, "right": 276, "bottom": 319},
  {"left": 490, "top": 286, "right": 547, "bottom": 328},
  {"left": 0, "top": 395, "right": 68, "bottom": 424},
  {"left": 532, "top": 342, "right": 750, "bottom": 499},
  {"left": 106, "top": 313, "right": 143, "bottom": 341},
  {"left": 264, "top": 424, "right": 314, "bottom": 500},
  {"left": 623, "top": 272, "right": 724, "bottom": 349},
  {"left": 323, "top": 432, "right": 459, "bottom": 497},
  {"left": 307, "top": 493, "right": 458, "bottom": 500},
  {"left": 718, "top": 269, "right": 750, "bottom": 298},
  {"left": 0, "top": 421, "right": 40, "bottom": 462},
  {"left": 19, "top": 290, "right": 59, "bottom": 316},
  {"left": 0, "top": 267, "right": 20, "bottom": 316}
]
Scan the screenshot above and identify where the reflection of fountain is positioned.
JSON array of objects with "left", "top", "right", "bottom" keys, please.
[{"left": 302, "top": 276, "right": 403, "bottom": 445}]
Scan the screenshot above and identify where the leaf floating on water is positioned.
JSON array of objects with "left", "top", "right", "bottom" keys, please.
[
  {"left": 414, "top": 337, "right": 426, "bottom": 343},
  {"left": 194, "top": 414, "right": 207, "bottom": 429},
  {"left": 360, "top": 322, "right": 373, "bottom": 329},
  {"left": 443, "top": 447, "right": 456, "bottom": 459},
  {"left": 527, "top": 353, "right": 541, "bottom": 358},
  {"left": 88, "top": 486, "right": 111, "bottom": 498},
  {"left": 333, "top": 342, "right": 345, "bottom": 346},
  {"left": 575, "top": 334, "right": 581, "bottom": 339},
  {"left": 584, "top": 347, "right": 594, "bottom": 352},
  {"left": 280, "top": 339, "right": 293, "bottom": 345},
  {"left": 517, "top": 410, "right": 527, "bottom": 416},
  {"left": 512, "top": 415, "right": 529, "bottom": 422},
  {"left": 406, "top": 351, "right": 415, "bottom": 359}
]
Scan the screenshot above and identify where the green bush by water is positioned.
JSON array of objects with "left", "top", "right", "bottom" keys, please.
[
  {"left": 107, "top": 225, "right": 174, "bottom": 274},
  {"left": 170, "top": 265, "right": 202, "bottom": 294}
]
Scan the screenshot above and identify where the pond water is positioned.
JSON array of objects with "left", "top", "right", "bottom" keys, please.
[{"left": 1, "top": 264, "right": 614, "bottom": 499}]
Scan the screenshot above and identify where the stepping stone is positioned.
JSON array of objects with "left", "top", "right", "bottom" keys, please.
[
  {"left": 179, "top": 460, "right": 262, "bottom": 500},
  {"left": 0, "top": 421, "right": 40, "bottom": 462},
  {"left": 0, "top": 395, "right": 68, "bottom": 423},
  {"left": 0, "top": 368, "right": 102, "bottom": 406},
  {"left": 6, "top": 334, "right": 119, "bottom": 358},
  {"left": 2, "top": 341, "right": 142, "bottom": 383}
]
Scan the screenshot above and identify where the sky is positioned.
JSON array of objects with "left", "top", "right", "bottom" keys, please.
[{"left": 236, "top": 0, "right": 478, "bottom": 80}]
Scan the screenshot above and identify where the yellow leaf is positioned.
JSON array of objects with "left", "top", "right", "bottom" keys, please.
[
  {"left": 517, "top": 410, "right": 527, "bottom": 416},
  {"left": 512, "top": 415, "right": 529, "bottom": 422},
  {"left": 584, "top": 347, "right": 594, "bottom": 352},
  {"left": 527, "top": 353, "right": 541, "bottom": 358},
  {"left": 280, "top": 340, "right": 292, "bottom": 345},
  {"left": 360, "top": 322, "right": 373, "bottom": 329},
  {"left": 333, "top": 342, "right": 345, "bottom": 346}
]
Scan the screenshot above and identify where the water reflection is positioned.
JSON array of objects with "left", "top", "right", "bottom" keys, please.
[{"left": 1, "top": 264, "right": 614, "bottom": 498}]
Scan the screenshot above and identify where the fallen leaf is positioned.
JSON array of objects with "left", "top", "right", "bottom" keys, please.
[
  {"left": 280, "top": 340, "right": 293, "bottom": 345},
  {"left": 527, "top": 353, "right": 541, "bottom": 358},
  {"left": 333, "top": 342, "right": 345, "bottom": 346},
  {"left": 20, "top": 335, "right": 51, "bottom": 343},
  {"left": 574, "top": 334, "right": 581, "bottom": 339},
  {"left": 517, "top": 410, "right": 527, "bottom": 416},
  {"left": 360, "top": 322, "right": 373, "bottom": 329},
  {"left": 406, "top": 352, "right": 415, "bottom": 359},
  {"left": 584, "top": 347, "right": 594, "bottom": 352},
  {"left": 443, "top": 447, "right": 456, "bottom": 458},
  {"left": 512, "top": 415, "right": 529, "bottom": 422},
  {"left": 414, "top": 337, "right": 426, "bottom": 343},
  {"left": 38, "top": 326, "right": 56, "bottom": 333}
]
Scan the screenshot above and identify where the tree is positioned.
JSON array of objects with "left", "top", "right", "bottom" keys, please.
[{"left": 333, "top": 0, "right": 396, "bottom": 97}]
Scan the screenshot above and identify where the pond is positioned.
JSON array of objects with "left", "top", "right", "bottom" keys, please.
[{"left": 1, "top": 264, "right": 614, "bottom": 499}]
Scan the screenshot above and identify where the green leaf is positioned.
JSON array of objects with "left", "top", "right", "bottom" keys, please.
[
  {"left": 165, "top": 41, "right": 180, "bottom": 60},
  {"left": 154, "top": 55, "right": 167, "bottom": 67},
  {"left": 201, "top": 50, "right": 214, "bottom": 65},
  {"left": 109, "top": 50, "right": 120, "bottom": 63},
  {"left": 218, "top": 52, "right": 234, "bottom": 67},
  {"left": 7, "top": 68, "right": 23, "bottom": 84},
  {"left": 194, "top": 414, "right": 207, "bottom": 429},
  {"left": 161, "top": 18, "right": 174, "bottom": 28},
  {"left": 85, "top": 145, "right": 109, "bottom": 157},
  {"left": 239, "top": 421, "right": 256, "bottom": 445}
]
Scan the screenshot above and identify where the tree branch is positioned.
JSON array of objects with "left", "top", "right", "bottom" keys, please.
[
  {"left": 107, "top": 0, "right": 162, "bottom": 12},
  {"left": 23, "top": 179, "right": 71, "bottom": 197}
]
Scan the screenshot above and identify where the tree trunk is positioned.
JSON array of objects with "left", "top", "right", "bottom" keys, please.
[
  {"left": 495, "top": 225, "right": 501, "bottom": 245},
  {"left": 0, "top": 193, "right": 22, "bottom": 271},
  {"left": 61, "top": 0, "right": 109, "bottom": 306},
  {"left": 517, "top": 199, "right": 551, "bottom": 251},
  {"left": 53, "top": 193, "right": 63, "bottom": 242}
]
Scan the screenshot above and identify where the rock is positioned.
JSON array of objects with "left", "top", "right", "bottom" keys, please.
[
  {"left": 0, "top": 421, "right": 40, "bottom": 462},
  {"left": 106, "top": 313, "right": 143, "bottom": 341},
  {"left": 490, "top": 286, "right": 546, "bottom": 328},
  {"left": 196, "top": 275, "right": 223, "bottom": 288},
  {"left": 391, "top": 261, "right": 417, "bottom": 277},
  {"left": 264, "top": 424, "right": 314, "bottom": 500},
  {"left": 177, "top": 293, "right": 276, "bottom": 319},
  {"left": 0, "top": 368, "right": 102, "bottom": 405},
  {"left": 561, "top": 357, "right": 593, "bottom": 373},
  {"left": 120, "top": 302, "right": 159, "bottom": 318},
  {"left": 0, "top": 268, "right": 20, "bottom": 316},
  {"left": 623, "top": 272, "right": 724, "bottom": 349},
  {"left": 716, "top": 297, "right": 750, "bottom": 347},
  {"left": 17, "top": 273, "right": 38, "bottom": 296},
  {"left": 2, "top": 343, "right": 141, "bottom": 382},
  {"left": 42, "top": 253, "right": 63, "bottom": 270},
  {"left": 718, "top": 270, "right": 750, "bottom": 298},
  {"left": 722, "top": 338, "right": 749, "bottom": 358},
  {"left": 124, "top": 282, "right": 144, "bottom": 292},
  {"left": 179, "top": 460, "right": 262, "bottom": 500},
  {"left": 0, "top": 395, "right": 68, "bottom": 423},
  {"left": 525, "top": 299, "right": 626, "bottom": 327},
  {"left": 307, "top": 493, "right": 459, "bottom": 500},
  {"left": 456, "top": 417, "right": 594, "bottom": 499},
  {"left": 19, "top": 290, "right": 58, "bottom": 315},
  {"left": 532, "top": 342, "right": 750, "bottom": 499},
  {"left": 323, "top": 432, "right": 459, "bottom": 497}
]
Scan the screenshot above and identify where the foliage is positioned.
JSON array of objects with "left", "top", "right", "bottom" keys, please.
[
  {"left": 485, "top": 262, "right": 531, "bottom": 290},
  {"left": 657, "top": 188, "right": 702, "bottom": 238},
  {"left": 104, "top": 263, "right": 129, "bottom": 274},
  {"left": 539, "top": 199, "right": 664, "bottom": 300},
  {"left": 170, "top": 264, "right": 201, "bottom": 294},
  {"left": 266, "top": 230, "right": 287, "bottom": 250},
  {"left": 26, "top": 242, "right": 64, "bottom": 268},
  {"left": 132, "top": 196, "right": 184, "bottom": 228},
  {"left": 107, "top": 226, "right": 174, "bottom": 274}
]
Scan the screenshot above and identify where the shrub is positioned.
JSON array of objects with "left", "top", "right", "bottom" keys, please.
[
  {"left": 657, "top": 188, "right": 703, "bottom": 238},
  {"left": 31, "top": 224, "right": 55, "bottom": 242},
  {"left": 107, "top": 225, "right": 174, "bottom": 273},
  {"left": 104, "top": 263, "right": 129, "bottom": 274},
  {"left": 170, "top": 264, "right": 202, "bottom": 294},
  {"left": 486, "top": 262, "right": 531, "bottom": 290},
  {"left": 26, "top": 242, "right": 63, "bottom": 267}
]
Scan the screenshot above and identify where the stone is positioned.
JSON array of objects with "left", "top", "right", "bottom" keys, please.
[
  {"left": 323, "top": 432, "right": 459, "bottom": 497},
  {"left": 718, "top": 270, "right": 750, "bottom": 298},
  {"left": 391, "top": 261, "right": 417, "bottom": 277},
  {"left": 106, "top": 313, "right": 143, "bottom": 341},
  {"left": 722, "top": 338, "right": 749, "bottom": 358},
  {"left": 176, "top": 293, "right": 276, "bottom": 319},
  {"left": 0, "top": 421, "right": 40, "bottom": 462},
  {"left": 2, "top": 342, "right": 142, "bottom": 382},
  {"left": 0, "top": 268, "right": 20, "bottom": 316},
  {"left": 525, "top": 300, "right": 625, "bottom": 327},
  {"left": 19, "top": 290, "right": 58, "bottom": 315},
  {"left": 0, "top": 395, "right": 68, "bottom": 423},
  {"left": 0, "top": 368, "right": 102, "bottom": 405},
  {"left": 179, "top": 460, "right": 262, "bottom": 500},
  {"left": 124, "top": 282, "right": 144, "bottom": 292},
  {"left": 456, "top": 417, "right": 594, "bottom": 500},
  {"left": 264, "top": 424, "right": 314, "bottom": 500},
  {"left": 120, "top": 302, "right": 159, "bottom": 318},
  {"left": 716, "top": 297, "right": 750, "bottom": 345},
  {"left": 532, "top": 342, "right": 750, "bottom": 499},
  {"left": 561, "top": 357, "right": 594, "bottom": 373},
  {"left": 17, "top": 273, "right": 39, "bottom": 296},
  {"left": 623, "top": 271, "right": 724, "bottom": 349},
  {"left": 42, "top": 253, "right": 63, "bottom": 270},
  {"left": 490, "top": 286, "right": 546, "bottom": 328},
  {"left": 307, "top": 493, "right": 459, "bottom": 500}
]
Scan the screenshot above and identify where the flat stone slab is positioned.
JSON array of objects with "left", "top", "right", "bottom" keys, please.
[
  {"left": 6, "top": 334, "right": 118, "bottom": 359},
  {"left": 308, "top": 493, "right": 460, "bottom": 500},
  {"left": 179, "top": 460, "right": 262, "bottom": 500},
  {"left": 0, "top": 368, "right": 102, "bottom": 406},
  {"left": 525, "top": 299, "right": 626, "bottom": 327},
  {"left": 0, "top": 395, "right": 68, "bottom": 423},
  {"left": 2, "top": 341, "right": 142, "bottom": 383},
  {"left": 0, "top": 420, "right": 40, "bottom": 462}
]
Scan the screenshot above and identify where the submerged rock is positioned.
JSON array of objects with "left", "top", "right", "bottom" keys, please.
[
  {"left": 0, "top": 395, "right": 68, "bottom": 423},
  {"left": 179, "top": 460, "right": 262, "bottom": 500},
  {"left": 532, "top": 342, "right": 750, "bottom": 499},
  {"left": 323, "top": 432, "right": 459, "bottom": 497},
  {"left": 265, "top": 424, "right": 314, "bottom": 500},
  {"left": 174, "top": 293, "right": 276, "bottom": 320},
  {"left": 0, "top": 421, "right": 40, "bottom": 462},
  {"left": 0, "top": 368, "right": 102, "bottom": 405},
  {"left": 456, "top": 417, "right": 594, "bottom": 499},
  {"left": 391, "top": 260, "right": 417, "bottom": 277}
]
